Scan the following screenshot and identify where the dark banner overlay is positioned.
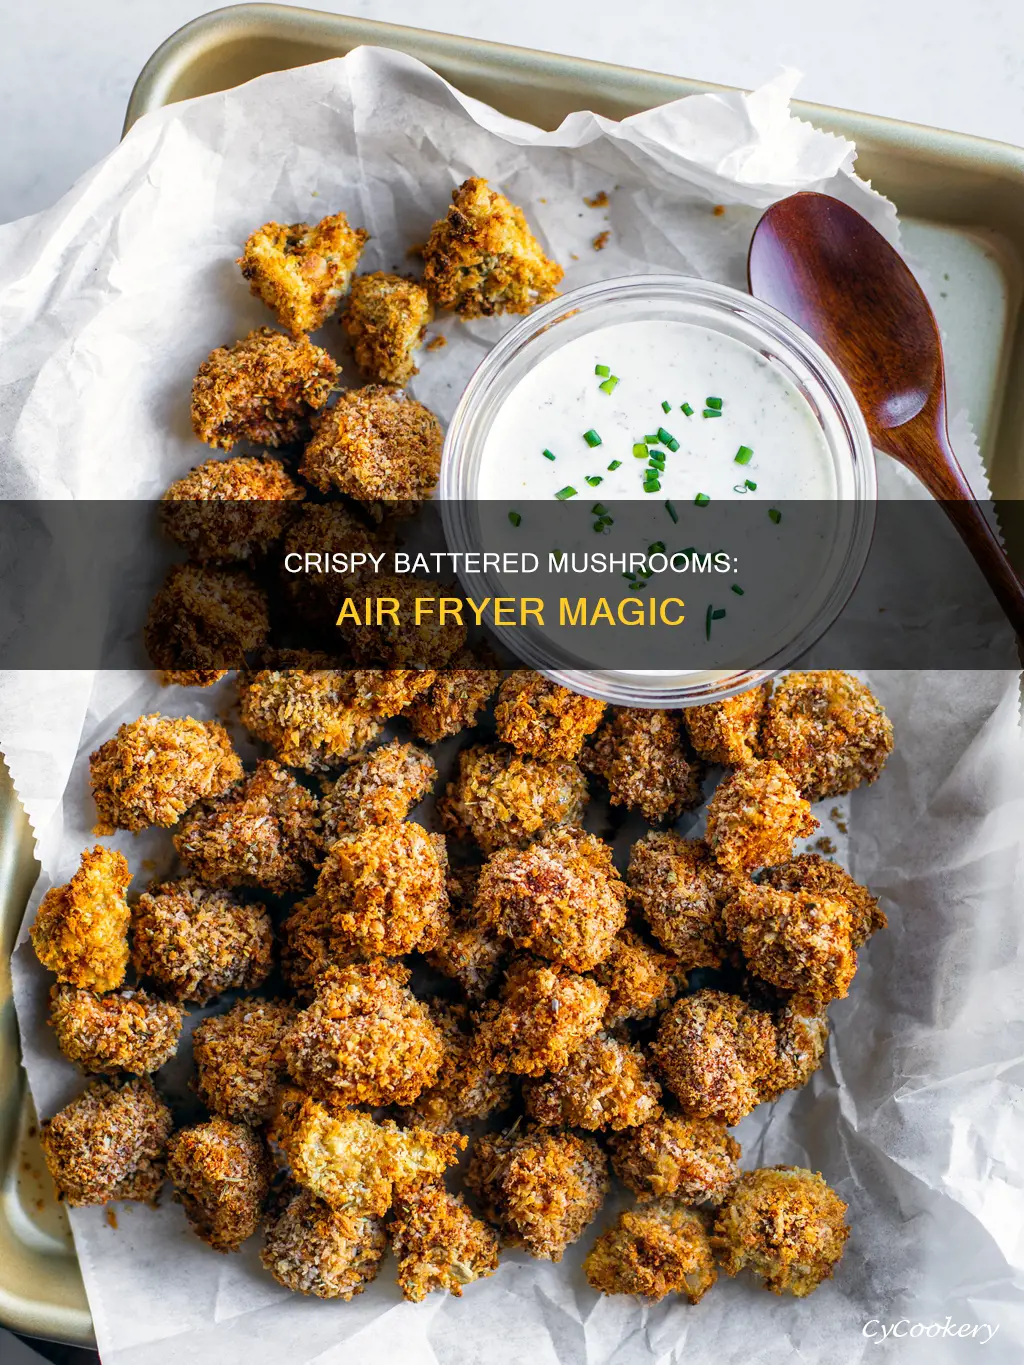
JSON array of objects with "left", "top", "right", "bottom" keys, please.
[{"left": 0, "top": 498, "right": 1016, "bottom": 670}]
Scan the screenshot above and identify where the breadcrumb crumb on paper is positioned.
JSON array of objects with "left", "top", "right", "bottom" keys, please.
[{"left": 31, "top": 846, "right": 131, "bottom": 992}]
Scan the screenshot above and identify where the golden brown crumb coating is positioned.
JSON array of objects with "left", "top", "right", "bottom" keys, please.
[
  {"left": 466, "top": 1128, "right": 608, "bottom": 1261},
  {"left": 192, "top": 998, "right": 297, "bottom": 1123},
  {"left": 131, "top": 879, "right": 273, "bottom": 1004},
  {"left": 426, "top": 884, "right": 506, "bottom": 1001},
  {"left": 278, "top": 894, "right": 356, "bottom": 999},
  {"left": 723, "top": 882, "right": 856, "bottom": 1006},
  {"left": 320, "top": 740, "right": 436, "bottom": 838},
  {"left": 49, "top": 984, "right": 183, "bottom": 1075},
  {"left": 40, "top": 1077, "right": 172, "bottom": 1207},
  {"left": 161, "top": 455, "right": 304, "bottom": 563},
  {"left": 282, "top": 961, "right": 444, "bottom": 1106},
  {"left": 397, "top": 1000, "right": 513, "bottom": 1132},
  {"left": 763, "top": 852, "right": 886, "bottom": 949},
  {"left": 762, "top": 999, "right": 830, "bottom": 1100},
  {"left": 608, "top": 1113, "right": 740, "bottom": 1205},
  {"left": 338, "top": 573, "right": 466, "bottom": 668},
  {"left": 401, "top": 647, "right": 502, "bottom": 743},
  {"left": 494, "top": 671, "right": 606, "bottom": 761},
  {"left": 341, "top": 272, "right": 433, "bottom": 384},
  {"left": 280, "top": 502, "right": 384, "bottom": 631},
  {"left": 651, "top": 990, "right": 778, "bottom": 1126},
  {"left": 89, "top": 714, "right": 242, "bottom": 834},
  {"left": 422, "top": 177, "right": 563, "bottom": 318},
  {"left": 684, "top": 683, "right": 771, "bottom": 766},
  {"left": 391, "top": 1179, "right": 500, "bottom": 1301},
  {"left": 627, "top": 833, "right": 733, "bottom": 969},
  {"left": 438, "top": 743, "right": 588, "bottom": 854},
  {"left": 480, "top": 959, "right": 609, "bottom": 1077},
  {"left": 158, "top": 669, "right": 229, "bottom": 689},
  {"left": 261, "top": 1187, "right": 386, "bottom": 1298},
  {"left": 523, "top": 1032, "right": 662, "bottom": 1131},
  {"left": 583, "top": 708, "right": 704, "bottom": 822},
  {"left": 760, "top": 671, "right": 894, "bottom": 802},
  {"left": 592, "top": 928, "right": 684, "bottom": 1026},
  {"left": 31, "top": 846, "right": 131, "bottom": 992},
  {"left": 167, "top": 1118, "right": 273, "bottom": 1253},
  {"left": 712, "top": 1166, "right": 849, "bottom": 1296},
  {"left": 145, "top": 563, "right": 269, "bottom": 679},
  {"left": 239, "top": 212, "right": 368, "bottom": 335},
  {"left": 475, "top": 826, "right": 627, "bottom": 972},
  {"left": 584, "top": 1201, "right": 717, "bottom": 1303},
  {"left": 173, "top": 759, "right": 321, "bottom": 894},
  {"left": 238, "top": 665, "right": 383, "bottom": 772},
  {"left": 190, "top": 327, "right": 338, "bottom": 451},
  {"left": 705, "top": 758, "right": 816, "bottom": 875}
]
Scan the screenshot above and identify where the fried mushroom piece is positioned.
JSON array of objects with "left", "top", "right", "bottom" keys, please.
[
  {"left": 466, "top": 1128, "right": 608, "bottom": 1261},
  {"left": 341, "top": 272, "right": 433, "bottom": 384},
  {"left": 438, "top": 743, "right": 588, "bottom": 854},
  {"left": 583, "top": 708, "right": 704, "bottom": 823},
  {"left": 167, "top": 1118, "right": 273, "bottom": 1253},
  {"left": 480, "top": 959, "right": 609, "bottom": 1077},
  {"left": 627, "top": 834, "right": 739, "bottom": 970},
  {"left": 145, "top": 563, "right": 269, "bottom": 681},
  {"left": 712, "top": 1166, "right": 850, "bottom": 1296},
  {"left": 278, "top": 895, "right": 356, "bottom": 999},
  {"left": 239, "top": 212, "right": 368, "bottom": 335},
  {"left": 131, "top": 879, "right": 273, "bottom": 1004},
  {"left": 760, "top": 671, "right": 894, "bottom": 802},
  {"left": 191, "top": 327, "right": 339, "bottom": 451},
  {"left": 31, "top": 846, "right": 131, "bottom": 992},
  {"left": 584, "top": 1201, "right": 717, "bottom": 1303},
  {"left": 49, "top": 984, "right": 183, "bottom": 1075},
  {"left": 423, "top": 177, "right": 563, "bottom": 318},
  {"left": 705, "top": 759, "right": 816, "bottom": 876},
  {"left": 281, "top": 503, "right": 383, "bottom": 631},
  {"left": 89, "top": 715, "right": 242, "bottom": 834},
  {"left": 173, "top": 759, "right": 321, "bottom": 894},
  {"left": 523, "top": 1032, "right": 662, "bottom": 1132},
  {"left": 592, "top": 928, "right": 684, "bottom": 1026},
  {"left": 320, "top": 740, "right": 436, "bottom": 838},
  {"left": 39, "top": 1077, "right": 172, "bottom": 1206},
  {"left": 261, "top": 1188, "right": 386, "bottom": 1298},
  {"left": 192, "top": 998, "right": 297, "bottom": 1123},
  {"left": 608, "top": 1114, "right": 740, "bottom": 1205},
  {"left": 397, "top": 1000, "right": 513, "bottom": 1133},
  {"left": 339, "top": 573, "right": 466, "bottom": 667},
  {"left": 651, "top": 990, "right": 778, "bottom": 1126},
  {"left": 762, "top": 999, "right": 830, "bottom": 1101},
  {"left": 238, "top": 665, "right": 383, "bottom": 772},
  {"left": 494, "top": 670, "right": 606, "bottom": 761},
  {"left": 426, "top": 872, "right": 505, "bottom": 1000},
  {"left": 401, "top": 646, "right": 502, "bottom": 743},
  {"left": 763, "top": 852, "right": 886, "bottom": 948},
  {"left": 161, "top": 455, "right": 304, "bottom": 563},
  {"left": 723, "top": 882, "right": 856, "bottom": 1006},
  {"left": 391, "top": 1179, "right": 500, "bottom": 1301},
  {"left": 684, "top": 683, "right": 771, "bottom": 766}
]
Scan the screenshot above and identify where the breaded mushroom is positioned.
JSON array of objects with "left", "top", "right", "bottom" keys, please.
[
  {"left": 341, "top": 272, "right": 433, "bottom": 384},
  {"left": 627, "top": 834, "right": 733, "bottom": 970},
  {"left": 712, "top": 1166, "right": 850, "bottom": 1296},
  {"left": 191, "top": 327, "right": 338, "bottom": 450},
  {"left": 49, "top": 984, "right": 183, "bottom": 1075},
  {"left": 281, "top": 502, "right": 383, "bottom": 631},
  {"left": 391, "top": 1180, "right": 500, "bottom": 1301},
  {"left": 494, "top": 670, "right": 606, "bottom": 761},
  {"left": 39, "top": 1077, "right": 172, "bottom": 1206},
  {"left": 238, "top": 664, "right": 383, "bottom": 772},
  {"left": 167, "top": 1118, "right": 273, "bottom": 1253},
  {"left": 762, "top": 999, "right": 830, "bottom": 1100},
  {"left": 705, "top": 758, "right": 816, "bottom": 875},
  {"left": 398, "top": 1000, "right": 513, "bottom": 1133},
  {"left": 239, "top": 212, "right": 368, "bottom": 335},
  {"left": 131, "top": 879, "right": 273, "bottom": 1004},
  {"left": 320, "top": 740, "right": 436, "bottom": 838},
  {"left": 422, "top": 177, "right": 563, "bottom": 318},
  {"left": 584, "top": 1201, "right": 717, "bottom": 1303},
  {"left": 161, "top": 455, "right": 304, "bottom": 563},
  {"left": 723, "top": 882, "right": 856, "bottom": 1006},
  {"left": 480, "top": 959, "right": 608, "bottom": 1077},
  {"left": 338, "top": 573, "right": 466, "bottom": 668},
  {"left": 426, "top": 884, "right": 505, "bottom": 1001},
  {"left": 583, "top": 708, "right": 704, "bottom": 823},
  {"left": 592, "top": 928, "right": 684, "bottom": 1026},
  {"left": 760, "top": 671, "right": 894, "bottom": 801},
  {"left": 608, "top": 1113, "right": 740, "bottom": 1205},
  {"left": 278, "top": 894, "right": 355, "bottom": 999},
  {"left": 192, "top": 998, "right": 297, "bottom": 1123},
  {"left": 523, "top": 1032, "right": 662, "bottom": 1131},
  {"left": 763, "top": 852, "right": 886, "bottom": 948},
  {"left": 466, "top": 1128, "right": 608, "bottom": 1261},
  {"left": 31, "top": 846, "right": 131, "bottom": 992},
  {"left": 145, "top": 563, "right": 269, "bottom": 681},
  {"left": 173, "top": 759, "right": 322, "bottom": 894},
  {"left": 401, "top": 647, "right": 502, "bottom": 744},
  {"left": 684, "top": 683, "right": 771, "bottom": 766},
  {"left": 261, "top": 1187, "right": 386, "bottom": 1298},
  {"left": 438, "top": 743, "right": 588, "bottom": 853}
]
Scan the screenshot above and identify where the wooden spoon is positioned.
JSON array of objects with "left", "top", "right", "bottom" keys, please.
[{"left": 748, "top": 190, "right": 1024, "bottom": 638}]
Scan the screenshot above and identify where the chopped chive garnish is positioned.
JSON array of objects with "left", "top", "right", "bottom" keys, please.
[
  {"left": 648, "top": 541, "right": 666, "bottom": 554},
  {"left": 745, "top": 478, "right": 757, "bottom": 490},
  {"left": 702, "top": 409, "right": 722, "bottom": 419},
  {"left": 649, "top": 453, "right": 666, "bottom": 468},
  {"left": 595, "top": 363, "right": 610, "bottom": 377},
  {"left": 555, "top": 485, "right": 578, "bottom": 500},
  {"left": 591, "top": 502, "right": 608, "bottom": 515},
  {"left": 681, "top": 547, "right": 696, "bottom": 555},
  {"left": 705, "top": 604, "right": 714, "bottom": 640},
  {"left": 598, "top": 376, "right": 619, "bottom": 395},
  {"left": 769, "top": 507, "right": 782, "bottom": 524},
  {"left": 542, "top": 448, "right": 556, "bottom": 461},
  {"left": 607, "top": 459, "right": 622, "bottom": 470},
  {"left": 731, "top": 584, "right": 745, "bottom": 595},
  {"left": 665, "top": 500, "right": 679, "bottom": 523},
  {"left": 508, "top": 511, "right": 522, "bottom": 527},
  {"left": 706, "top": 397, "right": 723, "bottom": 410},
  {"left": 593, "top": 520, "right": 607, "bottom": 532},
  {"left": 644, "top": 479, "right": 662, "bottom": 492},
  {"left": 585, "top": 475, "right": 603, "bottom": 486},
  {"left": 583, "top": 429, "right": 602, "bottom": 448},
  {"left": 661, "top": 400, "right": 671, "bottom": 413},
  {"left": 713, "top": 608, "right": 726, "bottom": 620},
  {"left": 622, "top": 572, "right": 635, "bottom": 581},
  {"left": 629, "top": 582, "right": 646, "bottom": 590},
  {"left": 666, "top": 438, "right": 680, "bottom": 452},
  {"left": 645, "top": 434, "right": 660, "bottom": 444},
  {"left": 695, "top": 492, "right": 710, "bottom": 507},
  {"left": 681, "top": 402, "right": 694, "bottom": 416},
  {"left": 657, "top": 427, "right": 675, "bottom": 445},
  {"left": 734, "top": 445, "right": 754, "bottom": 465},
  {"left": 633, "top": 443, "right": 649, "bottom": 459}
]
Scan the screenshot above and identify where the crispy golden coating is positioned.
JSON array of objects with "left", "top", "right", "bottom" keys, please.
[
  {"left": 49, "top": 984, "right": 183, "bottom": 1075},
  {"left": 480, "top": 959, "right": 609, "bottom": 1077},
  {"left": 475, "top": 826, "right": 627, "bottom": 972},
  {"left": 31, "top": 846, "right": 131, "bottom": 992},
  {"left": 158, "top": 669, "right": 229, "bottom": 689},
  {"left": 723, "top": 882, "right": 857, "bottom": 1006},
  {"left": 426, "top": 881, "right": 506, "bottom": 1001},
  {"left": 592, "top": 928, "right": 684, "bottom": 1026},
  {"left": 422, "top": 177, "right": 563, "bottom": 318},
  {"left": 466, "top": 1128, "right": 608, "bottom": 1261},
  {"left": 239, "top": 212, "right": 368, "bottom": 335},
  {"left": 191, "top": 327, "right": 339, "bottom": 450},
  {"left": 281, "top": 502, "right": 384, "bottom": 630},
  {"left": 40, "top": 1077, "right": 172, "bottom": 1206},
  {"left": 494, "top": 671, "right": 606, "bottom": 761},
  {"left": 161, "top": 455, "right": 304, "bottom": 563},
  {"left": 608, "top": 1114, "right": 740, "bottom": 1205},
  {"left": 705, "top": 759, "right": 816, "bottom": 876},
  {"left": 439, "top": 743, "right": 589, "bottom": 854},
  {"left": 173, "top": 759, "right": 321, "bottom": 894},
  {"left": 712, "top": 1166, "right": 850, "bottom": 1296},
  {"left": 583, "top": 708, "right": 704, "bottom": 822},
  {"left": 167, "top": 1118, "right": 273, "bottom": 1253},
  {"left": 627, "top": 833, "right": 733, "bottom": 969},
  {"left": 320, "top": 740, "right": 436, "bottom": 838},
  {"left": 339, "top": 573, "right": 466, "bottom": 668},
  {"left": 584, "top": 1201, "right": 717, "bottom": 1303},
  {"left": 238, "top": 665, "right": 383, "bottom": 772},
  {"left": 760, "top": 671, "right": 894, "bottom": 802},
  {"left": 398, "top": 1000, "right": 513, "bottom": 1132},
  {"left": 651, "top": 990, "right": 778, "bottom": 1126},
  {"left": 401, "top": 647, "right": 502, "bottom": 744},
  {"left": 279, "top": 894, "right": 356, "bottom": 999},
  {"left": 763, "top": 852, "right": 886, "bottom": 949},
  {"left": 341, "top": 272, "right": 433, "bottom": 384},
  {"left": 261, "top": 1187, "right": 386, "bottom": 1298},
  {"left": 89, "top": 714, "right": 242, "bottom": 834},
  {"left": 282, "top": 961, "right": 444, "bottom": 1106},
  {"left": 131, "top": 879, "right": 273, "bottom": 1004},
  {"left": 193, "top": 998, "right": 297, "bottom": 1123},
  {"left": 762, "top": 999, "right": 830, "bottom": 1100},
  {"left": 523, "top": 1032, "right": 662, "bottom": 1131},
  {"left": 391, "top": 1179, "right": 500, "bottom": 1301},
  {"left": 684, "top": 683, "right": 771, "bottom": 766},
  {"left": 145, "top": 562, "right": 269, "bottom": 678}
]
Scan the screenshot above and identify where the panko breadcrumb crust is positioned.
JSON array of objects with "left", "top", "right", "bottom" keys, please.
[
  {"left": 705, "top": 758, "right": 816, "bottom": 875},
  {"left": 341, "top": 272, "right": 434, "bottom": 384},
  {"left": 238, "top": 665, "right": 383, "bottom": 772},
  {"left": 280, "top": 503, "right": 384, "bottom": 630},
  {"left": 339, "top": 574, "right": 466, "bottom": 668},
  {"left": 397, "top": 1000, "right": 513, "bottom": 1132},
  {"left": 763, "top": 852, "right": 886, "bottom": 948},
  {"left": 161, "top": 454, "right": 305, "bottom": 563},
  {"left": 192, "top": 998, "right": 297, "bottom": 1123},
  {"left": 31, "top": 846, "right": 131, "bottom": 992},
  {"left": 723, "top": 882, "right": 857, "bottom": 1005},
  {"left": 40, "top": 1077, "right": 172, "bottom": 1207},
  {"left": 592, "top": 928, "right": 684, "bottom": 1026},
  {"left": 391, "top": 1180, "right": 500, "bottom": 1301},
  {"left": 401, "top": 647, "right": 502, "bottom": 743},
  {"left": 167, "top": 1118, "right": 273, "bottom": 1253},
  {"left": 261, "top": 1188, "right": 387, "bottom": 1298},
  {"left": 523, "top": 1031, "right": 662, "bottom": 1131},
  {"left": 438, "top": 743, "right": 588, "bottom": 853},
  {"left": 278, "top": 894, "right": 356, "bottom": 999},
  {"left": 144, "top": 562, "right": 269, "bottom": 678},
  {"left": 684, "top": 683, "right": 771, "bottom": 766},
  {"left": 494, "top": 670, "right": 606, "bottom": 761},
  {"left": 627, "top": 833, "right": 732, "bottom": 969},
  {"left": 480, "top": 958, "right": 609, "bottom": 1076},
  {"left": 239, "top": 212, "right": 368, "bottom": 335},
  {"left": 608, "top": 1113, "right": 740, "bottom": 1205},
  {"left": 584, "top": 1201, "right": 717, "bottom": 1303},
  {"left": 320, "top": 740, "right": 436, "bottom": 838},
  {"left": 49, "top": 984, "right": 183, "bottom": 1075},
  {"left": 583, "top": 708, "right": 704, "bottom": 822}
]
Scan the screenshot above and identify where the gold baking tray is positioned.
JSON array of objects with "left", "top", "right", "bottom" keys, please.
[{"left": 5, "top": 2, "right": 1024, "bottom": 1346}]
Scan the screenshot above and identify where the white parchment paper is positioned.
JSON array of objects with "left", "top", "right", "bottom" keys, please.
[{"left": 1, "top": 47, "right": 1023, "bottom": 1365}]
